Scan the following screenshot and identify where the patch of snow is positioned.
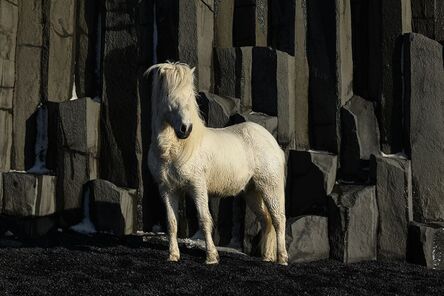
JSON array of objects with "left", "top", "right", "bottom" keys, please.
[
  {"left": 28, "top": 104, "right": 50, "bottom": 175},
  {"left": 307, "top": 149, "right": 335, "bottom": 155},
  {"left": 380, "top": 151, "right": 408, "bottom": 159},
  {"left": 70, "top": 77, "right": 78, "bottom": 101},
  {"left": 4, "top": 231, "right": 14, "bottom": 237},
  {"left": 70, "top": 188, "right": 96, "bottom": 235}
]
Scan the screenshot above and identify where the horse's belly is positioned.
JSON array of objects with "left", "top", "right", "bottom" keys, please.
[{"left": 206, "top": 152, "right": 252, "bottom": 197}]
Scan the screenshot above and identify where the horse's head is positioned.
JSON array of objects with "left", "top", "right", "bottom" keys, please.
[{"left": 146, "top": 62, "right": 198, "bottom": 140}]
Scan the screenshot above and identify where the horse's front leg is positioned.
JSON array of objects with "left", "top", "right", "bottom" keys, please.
[
  {"left": 191, "top": 184, "right": 219, "bottom": 264},
  {"left": 160, "top": 188, "right": 180, "bottom": 262}
]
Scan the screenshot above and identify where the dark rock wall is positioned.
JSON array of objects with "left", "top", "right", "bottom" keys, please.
[{"left": 1, "top": 0, "right": 444, "bottom": 268}]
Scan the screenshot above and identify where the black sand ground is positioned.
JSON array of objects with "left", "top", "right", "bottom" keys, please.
[{"left": 0, "top": 233, "right": 443, "bottom": 296}]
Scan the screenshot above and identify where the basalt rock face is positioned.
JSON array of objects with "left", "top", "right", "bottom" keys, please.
[{"left": 1, "top": 0, "right": 444, "bottom": 270}]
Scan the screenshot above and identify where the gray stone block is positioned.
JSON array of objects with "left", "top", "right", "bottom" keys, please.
[
  {"left": 286, "top": 216, "right": 330, "bottom": 263},
  {"left": 328, "top": 185, "right": 378, "bottom": 264},
  {"left": 286, "top": 150, "right": 337, "bottom": 217},
  {"left": 75, "top": 0, "right": 99, "bottom": 98},
  {"left": 12, "top": 0, "right": 43, "bottom": 171},
  {"left": 374, "top": 155, "right": 412, "bottom": 260},
  {"left": 2, "top": 173, "right": 56, "bottom": 217},
  {"left": 214, "top": 47, "right": 252, "bottom": 112},
  {"left": 412, "top": 0, "right": 444, "bottom": 42},
  {"left": 368, "top": 0, "right": 411, "bottom": 153},
  {"left": 90, "top": 179, "right": 137, "bottom": 236},
  {"left": 58, "top": 97, "right": 100, "bottom": 155},
  {"left": 233, "top": 0, "right": 267, "bottom": 47},
  {"left": 0, "top": 0, "right": 18, "bottom": 107},
  {"left": 46, "top": 0, "right": 76, "bottom": 102},
  {"left": 0, "top": 110, "right": 12, "bottom": 171},
  {"left": 340, "top": 96, "right": 380, "bottom": 182},
  {"left": 307, "top": 0, "right": 354, "bottom": 154},
  {"left": 198, "top": 92, "right": 240, "bottom": 128},
  {"left": 407, "top": 222, "right": 444, "bottom": 270},
  {"left": 214, "top": 0, "right": 234, "bottom": 47},
  {"left": 276, "top": 51, "right": 295, "bottom": 146},
  {"left": 404, "top": 33, "right": 444, "bottom": 222},
  {"left": 57, "top": 150, "right": 98, "bottom": 225},
  {"left": 294, "top": 0, "right": 310, "bottom": 150}
]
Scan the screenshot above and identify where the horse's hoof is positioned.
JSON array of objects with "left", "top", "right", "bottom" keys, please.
[
  {"left": 167, "top": 254, "right": 180, "bottom": 262},
  {"left": 205, "top": 258, "right": 219, "bottom": 265},
  {"left": 278, "top": 261, "right": 288, "bottom": 266},
  {"left": 262, "top": 257, "right": 274, "bottom": 263}
]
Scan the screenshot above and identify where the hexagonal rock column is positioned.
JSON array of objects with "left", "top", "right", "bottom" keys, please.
[
  {"left": 56, "top": 98, "right": 100, "bottom": 226},
  {"left": 412, "top": 0, "right": 444, "bottom": 43},
  {"left": 45, "top": 0, "right": 76, "bottom": 102},
  {"left": 233, "top": 0, "right": 267, "bottom": 47},
  {"left": 307, "top": 0, "right": 354, "bottom": 154},
  {"left": 407, "top": 222, "right": 444, "bottom": 270},
  {"left": 403, "top": 33, "right": 444, "bottom": 222},
  {"left": 89, "top": 179, "right": 137, "bottom": 236},
  {"left": 0, "top": 0, "right": 17, "bottom": 172},
  {"left": 2, "top": 173, "right": 56, "bottom": 217},
  {"left": 373, "top": 155, "right": 413, "bottom": 260},
  {"left": 198, "top": 92, "right": 240, "bottom": 128},
  {"left": 328, "top": 185, "right": 378, "bottom": 264},
  {"left": 214, "top": 0, "right": 234, "bottom": 48},
  {"left": 12, "top": 0, "right": 42, "bottom": 171},
  {"left": 285, "top": 150, "right": 337, "bottom": 217},
  {"left": 368, "top": 0, "right": 412, "bottom": 153},
  {"left": 286, "top": 216, "right": 330, "bottom": 263},
  {"left": 156, "top": 0, "right": 213, "bottom": 91},
  {"left": 340, "top": 95, "right": 380, "bottom": 182}
]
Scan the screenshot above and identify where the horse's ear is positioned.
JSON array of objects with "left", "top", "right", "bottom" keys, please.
[{"left": 191, "top": 67, "right": 196, "bottom": 75}]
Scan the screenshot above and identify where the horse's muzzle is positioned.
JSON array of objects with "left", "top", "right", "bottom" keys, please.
[{"left": 176, "top": 123, "right": 193, "bottom": 139}]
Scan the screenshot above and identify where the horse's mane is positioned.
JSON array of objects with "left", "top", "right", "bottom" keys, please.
[{"left": 146, "top": 62, "right": 205, "bottom": 166}]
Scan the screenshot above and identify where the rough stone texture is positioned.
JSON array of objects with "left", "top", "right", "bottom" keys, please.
[
  {"left": 214, "top": 0, "right": 234, "bottom": 48},
  {"left": 0, "top": 0, "right": 18, "bottom": 109},
  {"left": 90, "top": 179, "right": 137, "bottom": 236},
  {"left": 374, "top": 155, "right": 413, "bottom": 260},
  {"left": 214, "top": 47, "right": 252, "bottom": 112},
  {"left": 229, "top": 112, "right": 278, "bottom": 139},
  {"left": 198, "top": 92, "right": 240, "bottom": 128},
  {"left": 57, "top": 150, "right": 98, "bottom": 226},
  {"left": 286, "top": 216, "right": 330, "bottom": 263},
  {"left": 412, "top": 0, "right": 444, "bottom": 43},
  {"left": 233, "top": 0, "right": 267, "bottom": 47},
  {"left": 2, "top": 173, "right": 56, "bottom": 217},
  {"left": 251, "top": 47, "right": 277, "bottom": 116},
  {"left": 46, "top": 0, "right": 76, "bottom": 102},
  {"left": 75, "top": 0, "right": 99, "bottom": 98},
  {"left": 340, "top": 96, "right": 380, "bottom": 182},
  {"left": 404, "top": 33, "right": 444, "bottom": 222},
  {"left": 101, "top": 0, "right": 141, "bottom": 191},
  {"left": 178, "top": 0, "right": 213, "bottom": 91},
  {"left": 407, "top": 221, "right": 444, "bottom": 270},
  {"left": 368, "top": 0, "right": 412, "bottom": 153},
  {"left": 0, "top": 110, "right": 12, "bottom": 171},
  {"left": 12, "top": 0, "right": 43, "bottom": 171},
  {"left": 307, "top": 0, "right": 354, "bottom": 153},
  {"left": 276, "top": 51, "right": 295, "bottom": 146},
  {"left": 58, "top": 98, "right": 100, "bottom": 156},
  {"left": 328, "top": 185, "right": 378, "bottom": 264},
  {"left": 293, "top": 0, "right": 310, "bottom": 150},
  {"left": 286, "top": 150, "right": 337, "bottom": 217}
]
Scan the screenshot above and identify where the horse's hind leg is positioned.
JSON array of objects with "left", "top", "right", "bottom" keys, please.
[
  {"left": 260, "top": 183, "right": 288, "bottom": 265},
  {"left": 244, "top": 188, "right": 276, "bottom": 262}
]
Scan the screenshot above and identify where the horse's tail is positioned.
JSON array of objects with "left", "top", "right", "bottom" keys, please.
[{"left": 259, "top": 205, "right": 277, "bottom": 262}]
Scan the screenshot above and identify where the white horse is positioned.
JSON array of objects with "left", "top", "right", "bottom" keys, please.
[{"left": 146, "top": 62, "right": 288, "bottom": 265}]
